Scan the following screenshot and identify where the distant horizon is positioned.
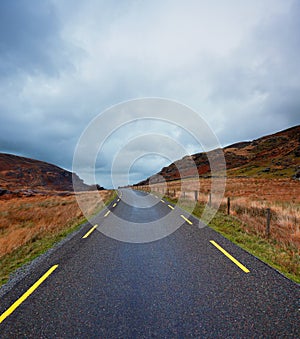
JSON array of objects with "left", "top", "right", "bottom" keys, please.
[{"left": 2, "top": 123, "right": 299, "bottom": 189}]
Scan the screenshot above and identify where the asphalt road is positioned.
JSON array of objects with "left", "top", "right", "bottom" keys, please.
[{"left": 0, "top": 189, "right": 299, "bottom": 338}]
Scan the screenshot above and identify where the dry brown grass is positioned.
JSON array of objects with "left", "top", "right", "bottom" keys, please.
[
  {"left": 0, "top": 191, "right": 111, "bottom": 258},
  {"left": 142, "top": 177, "right": 300, "bottom": 249},
  {"left": 228, "top": 198, "right": 300, "bottom": 248},
  {"left": 145, "top": 177, "right": 300, "bottom": 203}
]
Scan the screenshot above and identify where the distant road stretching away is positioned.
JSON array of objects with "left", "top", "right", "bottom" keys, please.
[{"left": 0, "top": 189, "right": 299, "bottom": 337}]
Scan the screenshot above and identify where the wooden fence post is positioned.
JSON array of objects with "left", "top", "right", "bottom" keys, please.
[
  {"left": 227, "top": 197, "right": 230, "bottom": 215},
  {"left": 266, "top": 208, "right": 271, "bottom": 237},
  {"left": 194, "top": 190, "right": 198, "bottom": 201}
]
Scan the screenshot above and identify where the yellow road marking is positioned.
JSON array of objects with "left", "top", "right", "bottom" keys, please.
[
  {"left": 168, "top": 204, "right": 174, "bottom": 210},
  {"left": 112, "top": 203, "right": 117, "bottom": 208},
  {"left": 104, "top": 210, "right": 111, "bottom": 217},
  {"left": 0, "top": 265, "right": 59, "bottom": 324},
  {"left": 209, "top": 240, "right": 250, "bottom": 273},
  {"left": 117, "top": 199, "right": 120, "bottom": 202},
  {"left": 82, "top": 224, "right": 98, "bottom": 238},
  {"left": 180, "top": 215, "right": 193, "bottom": 225},
  {"left": 161, "top": 200, "right": 165, "bottom": 203}
]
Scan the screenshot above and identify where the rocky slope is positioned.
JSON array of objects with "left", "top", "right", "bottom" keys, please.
[
  {"left": 0, "top": 153, "right": 96, "bottom": 195},
  {"left": 136, "top": 125, "right": 300, "bottom": 185}
]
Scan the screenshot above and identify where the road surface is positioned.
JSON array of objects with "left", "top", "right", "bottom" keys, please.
[{"left": 0, "top": 189, "right": 299, "bottom": 338}]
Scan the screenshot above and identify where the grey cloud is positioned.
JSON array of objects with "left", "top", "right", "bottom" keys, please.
[
  {"left": 0, "top": 0, "right": 300, "bottom": 188},
  {"left": 0, "top": 0, "right": 71, "bottom": 77},
  {"left": 202, "top": 0, "right": 300, "bottom": 145}
]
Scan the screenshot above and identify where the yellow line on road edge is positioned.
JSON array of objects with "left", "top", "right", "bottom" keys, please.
[
  {"left": 117, "top": 199, "right": 120, "bottom": 202},
  {"left": 168, "top": 205, "right": 174, "bottom": 210},
  {"left": 180, "top": 215, "right": 193, "bottom": 225},
  {"left": 112, "top": 203, "right": 117, "bottom": 208},
  {"left": 209, "top": 240, "right": 250, "bottom": 273},
  {"left": 0, "top": 265, "right": 59, "bottom": 324},
  {"left": 82, "top": 224, "right": 98, "bottom": 238},
  {"left": 104, "top": 210, "right": 111, "bottom": 217},
  {"left": 160, "top": 200, "right": 165, "bottom": 203}
]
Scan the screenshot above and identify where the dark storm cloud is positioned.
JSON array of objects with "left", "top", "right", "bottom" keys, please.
[
  {"left": 0, "top": 0, "right": 70, "bottom": 77},
  {"left": 0, "top": 0, "right": 81, "bottom": 169}
]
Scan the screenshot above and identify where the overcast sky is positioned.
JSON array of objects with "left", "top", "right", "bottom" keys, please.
[{"left": 1, "top": 0, "right": 300, "bottom": 188}]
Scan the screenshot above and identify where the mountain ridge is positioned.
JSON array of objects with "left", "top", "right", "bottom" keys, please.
[
  {"left": 0, "top": 153, "right": 99, "bottom": 196},
  {"left": 136, "top": 125, "right": 300, "bottom": 185}
]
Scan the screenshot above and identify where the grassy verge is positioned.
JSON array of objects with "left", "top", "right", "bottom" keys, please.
[
  {"left": 165, "top": 197, "right": 300, "bottom": 283},
  {"left": 89, "top": 189, "right": 117, "bottom": 218},
  {"left": 0, "top": 218, "right": 85, "bottom": 286},
  {"left": 0, "top": 190, "right": 116, "bottom": 286}
]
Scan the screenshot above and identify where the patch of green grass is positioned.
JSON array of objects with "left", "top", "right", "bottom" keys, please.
[
  {"left": 206, "top": 211, "right": 299, "bottom": 283},
  {"left": 228, "top": 163, "right": 296, "bottom": 178},
  {"left": 0, "top": 190, "right": 116, "bottom": 287},
  {"left": 89, "top": 190, "right": 118, "bottom": 220},
  {"left": 105, "top": 190, "right": 118, "bottom": 206},
  {"left": 165, "top": 196, "right": 300, "bottom": 283}
]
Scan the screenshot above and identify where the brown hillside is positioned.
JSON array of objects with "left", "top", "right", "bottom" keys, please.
[
  {"left": 0, "top": 153, "right": 91, "bottom": 194},
  {"left": 137, "top": 125, "right": 300, "bottom": 185}
]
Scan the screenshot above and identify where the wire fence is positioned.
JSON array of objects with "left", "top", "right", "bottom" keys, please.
[{"left": 134, "top": 185, "right": 300, "bottom": 248}]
